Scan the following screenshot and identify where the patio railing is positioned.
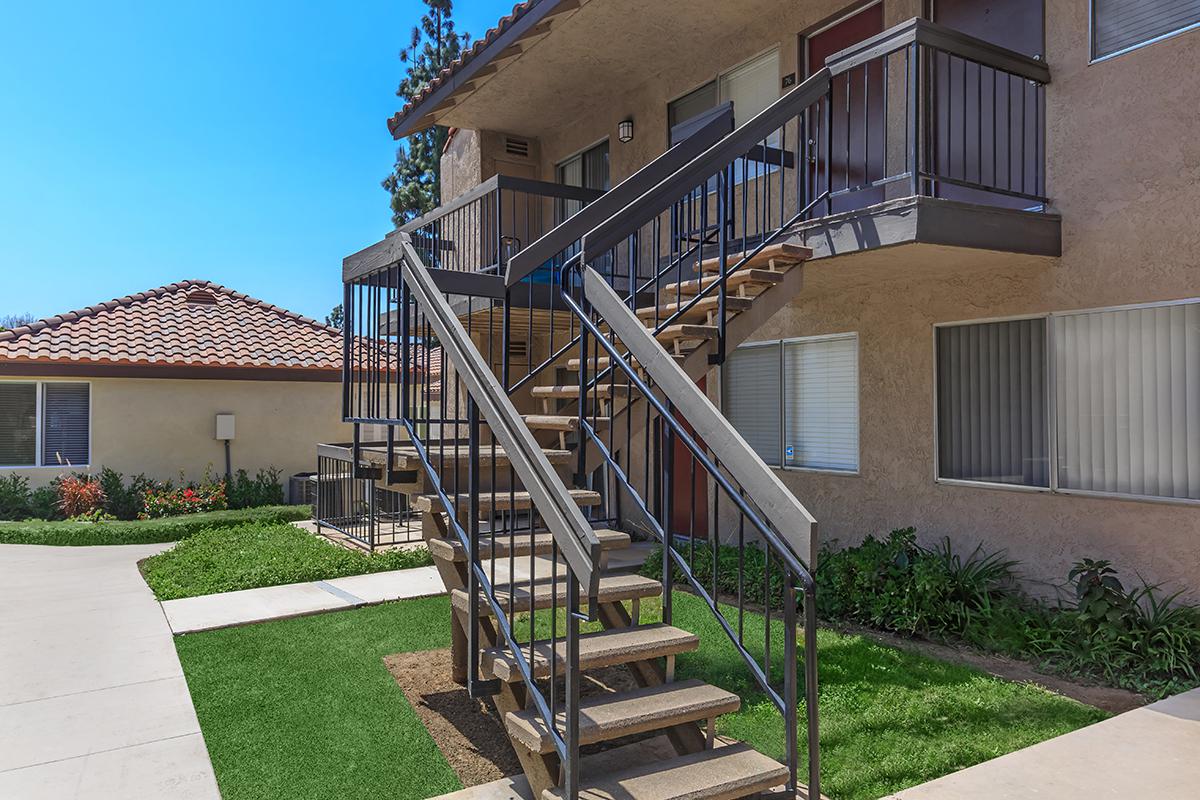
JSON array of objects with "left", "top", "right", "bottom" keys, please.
[{"left": 315, "top": 444, "right": 419, "bottom": 551}]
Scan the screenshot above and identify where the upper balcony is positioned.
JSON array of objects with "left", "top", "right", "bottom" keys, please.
[{"left": 350, "top": 14, "right": 1059, "bottom": 302}]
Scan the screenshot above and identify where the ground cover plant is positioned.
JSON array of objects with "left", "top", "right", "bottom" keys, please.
[
  {"left": 642, "top": 528, "right": 1200, "bottom": 699},
  {"left": 176, "top": 592, "right": 1105, "bottom": 800},
  {"left": 0, "top": 505, "right": 311, "bottom": 546},
  {"left": 142, "top": 522, "right": 433, "bottom": 600}
]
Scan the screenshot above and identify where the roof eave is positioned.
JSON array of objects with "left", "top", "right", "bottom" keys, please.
[{"left": 386, "top": 0, "right": 571, "bottom": 140}]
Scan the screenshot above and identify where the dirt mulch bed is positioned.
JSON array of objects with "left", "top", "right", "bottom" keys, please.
[
  {"left": 839, "top": 623, "right": 1146, "bottom": 714},
  {"left": 386, "top": 647, "right": 653, "bottom": 788},
  {"left": 386, "top": 648, "right": 522, "bottom": 786}
]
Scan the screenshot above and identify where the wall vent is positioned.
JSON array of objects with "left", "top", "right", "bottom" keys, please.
[
  {"left": 504, "top": 136, "right": 530, "bottom": 158},
  {"left": 185, "top": 289, "right": 218, "bottom": 306},
  {"left": 508, "top": 339, "right": 529, "bottom": 359}
]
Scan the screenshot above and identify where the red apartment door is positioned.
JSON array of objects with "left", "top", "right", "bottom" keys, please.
[
  {"left": 806, "top": 3, "right": 886, "bottom": 214},
  {"left": 670, "top": 376, "right": 708, "bottom": 537}
]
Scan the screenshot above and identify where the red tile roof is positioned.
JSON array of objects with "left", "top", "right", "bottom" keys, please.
[
  {"left": 0, "top": 280, "right": 343, "bottom": 374},
  {"left": 387, "top": 1, "right": 539, "bottom": 138}
]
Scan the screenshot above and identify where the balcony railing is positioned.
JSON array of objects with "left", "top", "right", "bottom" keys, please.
[{"left": 400, "top": 174, "right": 604, "bottom": 276}]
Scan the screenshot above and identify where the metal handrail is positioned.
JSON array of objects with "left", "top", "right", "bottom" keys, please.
[
  {"left": 581, "top": 68, "right": 833, "bottom": 261},
  {"left": 504, "top": 103, "right": 735, "bottom": 286},
  {"left": 399, "top": 173, "right": 604, "bottom": 235},
  {"left": 581, "top": 266, "right": 819, "bottom": 570},
  {"left": 397, "top": 235, "right": 602, "bottom": 594},
  {"left": 826, "top": 16, "right": 1050, "bottom": 82}
]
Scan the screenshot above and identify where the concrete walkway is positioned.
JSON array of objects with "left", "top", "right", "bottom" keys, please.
[
  {"left": 883, "top": 687, "right": 1200, "bottom": 799},
  {"left": 0, "top": 543, "right": 220, "bottom": 799},
  {"left": 161, "top": 564, "right": 444, "bottom": 633}
]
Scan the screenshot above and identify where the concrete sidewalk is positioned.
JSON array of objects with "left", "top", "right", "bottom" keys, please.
[
  {"left": 883, "top": 687, "right": 1200, "bottom": 799},
  {"left": 161, "top": 564, "right": 444, "bottom": 633},
  {"left": 0, "top": 543, "right": 220, "bottom": 799}
]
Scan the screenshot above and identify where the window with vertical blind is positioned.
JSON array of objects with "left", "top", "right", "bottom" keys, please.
[
  {"left": 937, "top": 299, "right": 1200, "bottom": 502},
  {"left": 724, "top": 334, "right": 859, "bottom": 472},
  {"left": 0, "top": 382, "right": 90, "bottom": 468},
  {"left": 1091, "top": 0, "right": 1200, "bottom": 61},
  {"left": 936, "top": 319, "right": 1049, "bottom": 487},
  {"left": 1054, "top": 302, "right": 1200, "bottom": 500}
]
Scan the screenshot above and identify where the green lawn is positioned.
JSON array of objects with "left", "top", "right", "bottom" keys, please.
[
  {"left": 176, "top": 592, "right": 1107, "bottom": 800},
  {"left": 176, "top": 596, "right": 460, "bottom": 800},
  {"left": 0, "top": 505, "right": 312, "bottom": 546},
  {"left": 142, "top": 522, "right": 433, "bottom": 600}
]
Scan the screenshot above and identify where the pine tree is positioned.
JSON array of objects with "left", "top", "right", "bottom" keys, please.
[{"left": 382, "top": 0, "right": 469, "bottom": 227}]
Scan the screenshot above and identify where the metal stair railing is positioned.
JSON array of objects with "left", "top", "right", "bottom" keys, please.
[
  {"left": 341, "top": 234, "right": 604, "bottom": 799},
  {"left": 560, "top": 259, "right": 821, "bottom": 800}
]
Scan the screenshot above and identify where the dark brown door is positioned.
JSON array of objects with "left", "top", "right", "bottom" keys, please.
[
  {"left": 670, "top": 376, "right": 708, "bottom": 537},
  {"left": 806, "top": 3, "right": 886, "bottom": 214},
  {"left": 931, "top": 0, "right": 1044, "bottom": 207}
]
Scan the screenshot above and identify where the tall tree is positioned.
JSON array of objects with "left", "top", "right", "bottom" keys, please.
[
  {"left": 325, "top": 304, "right": 344, "bottom": 330},
  {"left": 382, "top": 0, "right": 469, "bottom": 227}
]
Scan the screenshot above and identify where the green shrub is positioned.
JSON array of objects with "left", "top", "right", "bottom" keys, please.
[
  {"left": 142, "top": 521, "right": 433, "bottom": 600},
  {"left": 640, "top": 530, "right": 1200, "bottom": 700},
  {"left": 98, "top": 467, "right": 155, "bottom": 521},
  {"left": 227, "top": 467, "right": 285, "bottom": 509},
  {"left": 0, "top": 474, "right": 32, "bottom": 520},
  {"left": 0, "top": 505, "right": 312, "bottom": 546},
  {"left": 28, "top": 485, "right": 63, "bottom": 520}
]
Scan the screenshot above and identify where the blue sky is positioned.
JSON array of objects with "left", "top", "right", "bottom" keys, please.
[{"left": 0, "top": 1, "right": 506, "bottom": 324}]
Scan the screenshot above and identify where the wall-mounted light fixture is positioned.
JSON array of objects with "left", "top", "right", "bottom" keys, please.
[{"left": 618, "top": 118, "right": 634, "bottom": 143}]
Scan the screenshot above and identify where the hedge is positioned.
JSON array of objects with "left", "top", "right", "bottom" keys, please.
[{"left": 0, "top": 505, "right": 313, "bottom": 546}]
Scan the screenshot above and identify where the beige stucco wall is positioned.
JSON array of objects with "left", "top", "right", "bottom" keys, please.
[
  {"left": 434, "top": 0, "right": 1200, "bottom": 595},
  {"left": 1, "top": 376, "right": 350, "bottom": 491}
]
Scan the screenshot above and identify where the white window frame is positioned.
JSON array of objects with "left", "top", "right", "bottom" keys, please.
[
  {"left": 725, "top": 332, "right": 861, "bottom": 476},
  {"left": 933, "top": 298, "right": 1200, "bottom": 506},
  {"left": 0, "top": 380, "right": 92, "bottom": 470},
  {"left": 1089, "top": 0, "right": 1200, "bottom": 64}
]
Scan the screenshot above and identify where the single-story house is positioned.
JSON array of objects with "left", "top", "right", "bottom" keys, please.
[{"left": 0, "top": 279, "right": 352, "bottom": 489}]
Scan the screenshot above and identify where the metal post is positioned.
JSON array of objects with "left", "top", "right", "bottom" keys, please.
[
  {"left": 908, "top": 41, "right": 921, "bottom": 197},
  {"left": 784, "top": 583, "right": 799, "bottom": 793},
  {"left": 804, "top": 584, "right": 821, "bottom": 800},
  {"left": 466, "top": 397, "right": 482, "bottom": 697},
  {"left": 564, "top": 570, "right": 581, "bottom": 800},
  {"left": 710, "top": 165, "right": 729, "bottom": 366}
]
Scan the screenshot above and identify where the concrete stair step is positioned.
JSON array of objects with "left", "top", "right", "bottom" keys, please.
[
  {"left": 697, "top": 241, "right": 811, "bottom": 274},
  {"left": 482, "top": 623, "right": 699, "bottom": 683},
  {"left": 450, "top": 573, "right": 662, "bottom": 617},
  {"left": 660, "top": 269, "right": 786, "bottom": 298},
  {"left": 427, "top": 528, "right": 630, "bottom": 563},
  {"left": 635, "top": 294, "right": 753, "bottom": 324},
  {"left": 413, "top": 488, "right": 601, "bottom": 514},
  {"left": 532, "top": 384, "right": 633, "bottom": 399},
  {"left": 506, "top": 678, "right": 741, "bottom": 755},
  {"left": 542, "top": 742, "right": 790, "bottom": 800},
  {"left": 522, "top": 414, "right": 600, "bottom": 432},
  {"left": 385, "top": 445, "right": 572, "bottom": 468},
  {"left": 566, "top": 354, "right": 684, "bottom": 371}
]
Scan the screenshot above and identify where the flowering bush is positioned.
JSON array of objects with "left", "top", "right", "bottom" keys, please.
[
  {"left": 142, "top": 481, "right": 227, "bottom": 518},
  {"left": 57, "top": 475, "right": 106, "bottom": 518}
]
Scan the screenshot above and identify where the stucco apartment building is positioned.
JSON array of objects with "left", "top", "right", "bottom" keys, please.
[
  {"left": 382, "top": 0, "right": 1200, "bottom": 596},
  {"left": 0, "top": 280, "right": 351, "bottom": 489}
]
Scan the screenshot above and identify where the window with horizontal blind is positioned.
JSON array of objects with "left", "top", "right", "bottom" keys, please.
[
  {"left": 784, "top": 335, "right": 859, "bottom": 471},
  {"left": 0, "top": 382, "right": 91, "bottom": 468},
  {"left": 724, "top": 334, "right": 859, "bottom": 472},
  {"left": 724, "top": 343, "right": 782, "bottom": 465},
  {"left": 0, "top": 383, "right": 37, "bottom": 467},
  {"left": 937, "top": 299, "right": 1200, "bottom": 503},
  {"left": 42, "top": 383, "right": 90, "bottom": 467},
  {"left": 1092, "top": 0, "right": 1200, "bottom": 60}
]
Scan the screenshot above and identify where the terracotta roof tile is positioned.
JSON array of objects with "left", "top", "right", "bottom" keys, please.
[{"left": 0, "top": 280, "right": 343, "bottom": 373}]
